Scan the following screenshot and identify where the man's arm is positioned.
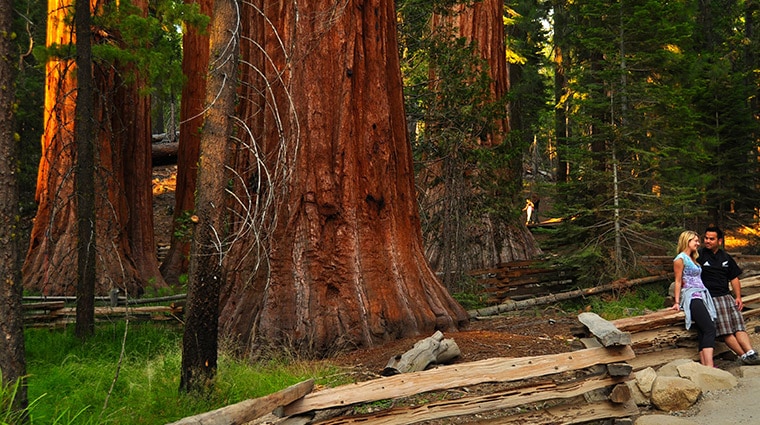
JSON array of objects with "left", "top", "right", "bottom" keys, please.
[{"left": 731, "top": 277, "right": 744, "bottom": 310}]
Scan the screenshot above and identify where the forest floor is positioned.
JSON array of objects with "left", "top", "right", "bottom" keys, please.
[{"left": 151, "top": 164, "right": 760, "bottom": 424}]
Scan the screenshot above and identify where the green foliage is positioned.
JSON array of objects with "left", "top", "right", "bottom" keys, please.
[
  {"left": 13, "top": 0, "right": 46, "bottom": 211},
  {"left": 172, "top": 210, "right": 196, "bottom": 242},
  {"left": 24, "top": 323, "right": 335, "bottom": 424},
  {"left": 589, "top": 285, "right": 667, "bottom": 321}
]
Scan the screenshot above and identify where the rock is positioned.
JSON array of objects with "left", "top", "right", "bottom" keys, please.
[
  {"left": 610, "top": 383, "right": 632, "bottom": 403},
  {"left": 739, "top": 365, "right": 760, "bottom": 378},
  {"left": 650, "top": 376, "right": 701, "bottom": 411},
  {"left": 626, "top": 380, "right": 651, "bottom": 406},
  {"left": 636, "top": 367, "right": 658, "bottom": 395},
  {"left": 657, "top": 359, "right": 693, "bottom": 377},
  {"left": 634, "top": 414, "right": 699, "bottom": 425},
  {"left": 676, "top": 361, "right": 738, "bottom": 391}
]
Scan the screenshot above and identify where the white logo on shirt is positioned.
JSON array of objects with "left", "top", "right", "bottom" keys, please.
[{"left": 722, "top": 261, "right": 729, "bottom": 267}]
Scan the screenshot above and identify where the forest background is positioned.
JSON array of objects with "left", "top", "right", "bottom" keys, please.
[{"left": 2, "top": 0, "right": 760, "bottom": 416}]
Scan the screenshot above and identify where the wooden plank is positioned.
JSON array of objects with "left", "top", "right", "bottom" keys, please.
[
  {"left": 23, "top": 301, "right": 65, "bottom": 311},
  {"left": 477, "top": 399, "right": 639, "bottom": 425},
  {"left": 627, "top": 348, "right": 699, "bottom": 371},
  {"left": 167, "top": 379, "right": 314, "bottom": 425},
  {"left": 281, "top": 345, "right": 635, "bottom": 416},
  {"left": 312, "top": 376, "right": 629, "bottom": 425}
]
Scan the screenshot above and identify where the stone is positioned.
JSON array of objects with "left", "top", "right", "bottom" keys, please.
[
  {"left": 635, "top": 367, "right": 658, "bottom": 395},
  {"left": 626, "top": 380, "right": 651, "bottom": 406},
  {"left": 657, "top": 359, "right": 693, "bottom": 377},
  {"left": 676, "top": 361, "right": 738, "bottom": 391},
  {"left": 650, "top": 376, "right": 701, "bottom": 411}
]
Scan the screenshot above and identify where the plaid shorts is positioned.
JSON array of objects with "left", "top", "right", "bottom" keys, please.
[{"left": 713, "top": 294, "right": 746, "bottom": 337}]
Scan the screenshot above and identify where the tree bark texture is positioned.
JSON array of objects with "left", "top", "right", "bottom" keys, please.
[
  {"left": 160, "top": 0, "right": 214, "bottom": 285},
  {"left": 180, "top": 0, "right": 237, "bottom": 393},
  {"left": 24, "top": 0, "right": 164, "bottom": 297},
  {"left": 0, "top": 0, "right": 28, "bottom": 408},
  {"left": 75, "top": 0, "right": 97, "bottom": 338},
  {"left": 218, "top": 0, "right": 469, "bottom": 355}
]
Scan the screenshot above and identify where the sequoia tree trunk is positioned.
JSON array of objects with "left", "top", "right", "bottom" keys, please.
[
  {"left": 218, "top": 0, "right": 469, "bottom": 355},
  {"left": 24, "top": 0, "right": 164, "bottom": 297},
  {"left": 0, "top": 0, "right": 28, "bottom": 410},
  {"left": 160, "top": 0, "right": 213, "bottom": 285},
  {"left": 421, "top": 0, "right": 539, "bottom": 281}
]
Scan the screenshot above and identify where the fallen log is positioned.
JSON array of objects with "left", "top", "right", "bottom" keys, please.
[
  {"left": 382, "top": 331, "right": 460, "bottom": 376},
  {"left": 152, "top": 141, "right": 178, "bottom": 165},
  {"left": 167, "top": 379, "right": 314, "bottom": 425},
  {"left": 311, "top": 375, "right": 630, "bottom": 425},
  {"left": 468, "top": 274, "right": 672, "bottom": 318},
  {"left": 281, "top": 345, "right": 635, "bottom": 416}
]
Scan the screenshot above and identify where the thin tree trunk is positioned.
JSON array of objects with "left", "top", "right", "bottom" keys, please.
[
  {"left": 0, "top": 0, "right": 28, "bottom": 410},
  {"left": 160, "top": 0, "right": 214, "bottom": 285},
  {"left": 75, "top": 0, "right": 96, "bottom": 339},
  {"left": 180, "top": 0, "right": 238, "bottom": 393}
]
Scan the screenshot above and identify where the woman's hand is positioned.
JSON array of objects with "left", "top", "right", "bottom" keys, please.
[{"left": 672, "top": 302, "right": 680, "bottom": 311}]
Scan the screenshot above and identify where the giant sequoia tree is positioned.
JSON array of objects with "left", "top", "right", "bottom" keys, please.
[
  {"left": 217, "top": 0, "right": 469, "bottom": 355},
  {"left": 24, "top": 0, "right": 164, "bottom": 296},
  {"left": 404, "top": 0, "right": 540, "bottom": 290}
]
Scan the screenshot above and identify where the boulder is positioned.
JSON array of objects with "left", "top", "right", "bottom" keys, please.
[
  {"left": 650, "top": 376, "right": 701, "bottom": 411},
  {"left": 676, "top": 361, "right": 738, "bottom": 391},
  {"left": 656, "top": 359, "right": 693, "bottom": 377}
]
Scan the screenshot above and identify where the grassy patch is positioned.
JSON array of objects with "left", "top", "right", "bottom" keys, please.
[
  {"left": 24, "top": 323, "right": 336, "bottom": 424},
  {"left": 559, "top": 283, "right": 668, "bottom": 320}
]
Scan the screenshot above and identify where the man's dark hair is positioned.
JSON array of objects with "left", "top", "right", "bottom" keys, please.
[{"left": 705, "top": 225, "right": 724, "bottom": 240}]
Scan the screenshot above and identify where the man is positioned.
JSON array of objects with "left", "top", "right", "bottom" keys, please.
[{"left": 698, "top": 226, "right": 760, "bottom": 365}]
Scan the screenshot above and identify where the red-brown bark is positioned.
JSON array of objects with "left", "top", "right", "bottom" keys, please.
[
  {"left": 24, "top": 0, "right": 164, "bottom": 296},
  {"left": 160, "top": 0, "right": 213, "bottom": 285},
  {"left": 218, "top": 0, "right": 469, "bottom": 355}
]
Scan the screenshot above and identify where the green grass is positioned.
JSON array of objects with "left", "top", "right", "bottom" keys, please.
[
  {"left": 22, "top": 322, "right": 337, "bottom": 425},
  {"left": 560, "top": 283, "right": 668, "bottom": 320}
]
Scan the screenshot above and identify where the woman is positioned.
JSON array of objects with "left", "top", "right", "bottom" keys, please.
[{"left": 672, "top": 230, "right": 717, "bottom": 367}]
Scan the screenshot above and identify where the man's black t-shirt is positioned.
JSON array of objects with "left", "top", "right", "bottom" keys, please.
[{"left": 697, "top": 248, "right": 742, "bottom": 297}]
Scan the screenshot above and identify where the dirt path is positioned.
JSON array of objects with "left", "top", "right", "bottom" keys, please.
[{"left": 680, "top": 372, "right": 760, "bottom": 424}]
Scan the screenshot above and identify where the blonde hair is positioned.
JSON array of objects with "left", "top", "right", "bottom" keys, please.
[{"left": 677, "top": 230, "right": 700, "bottom": 262}]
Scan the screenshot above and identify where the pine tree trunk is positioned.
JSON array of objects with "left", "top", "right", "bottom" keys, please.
[
  {"left": 0, "top": 0, "right": 28, "bottom": 409},
  {"left": 160, "top": 0, "right": 213, "bottom": 285},
  {"left": 180, "top": 0, "right": 237, "bottom": 392},
  {"left": 218, "top": 0, "right": 469, "bottom": 356}
]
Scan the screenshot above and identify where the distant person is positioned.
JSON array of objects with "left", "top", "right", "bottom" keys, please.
[
  {"left": 698, "top": 226, "right": 760, "bottom": 365},
  {"left": 672, "top": 230, "right": 717, "bottom": 367},
  {"left": 531, "top": 194, "right": 541, "bottom": 224},
  {"left": 522, "top": 198, "right": 534, "bottom": 225}
]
